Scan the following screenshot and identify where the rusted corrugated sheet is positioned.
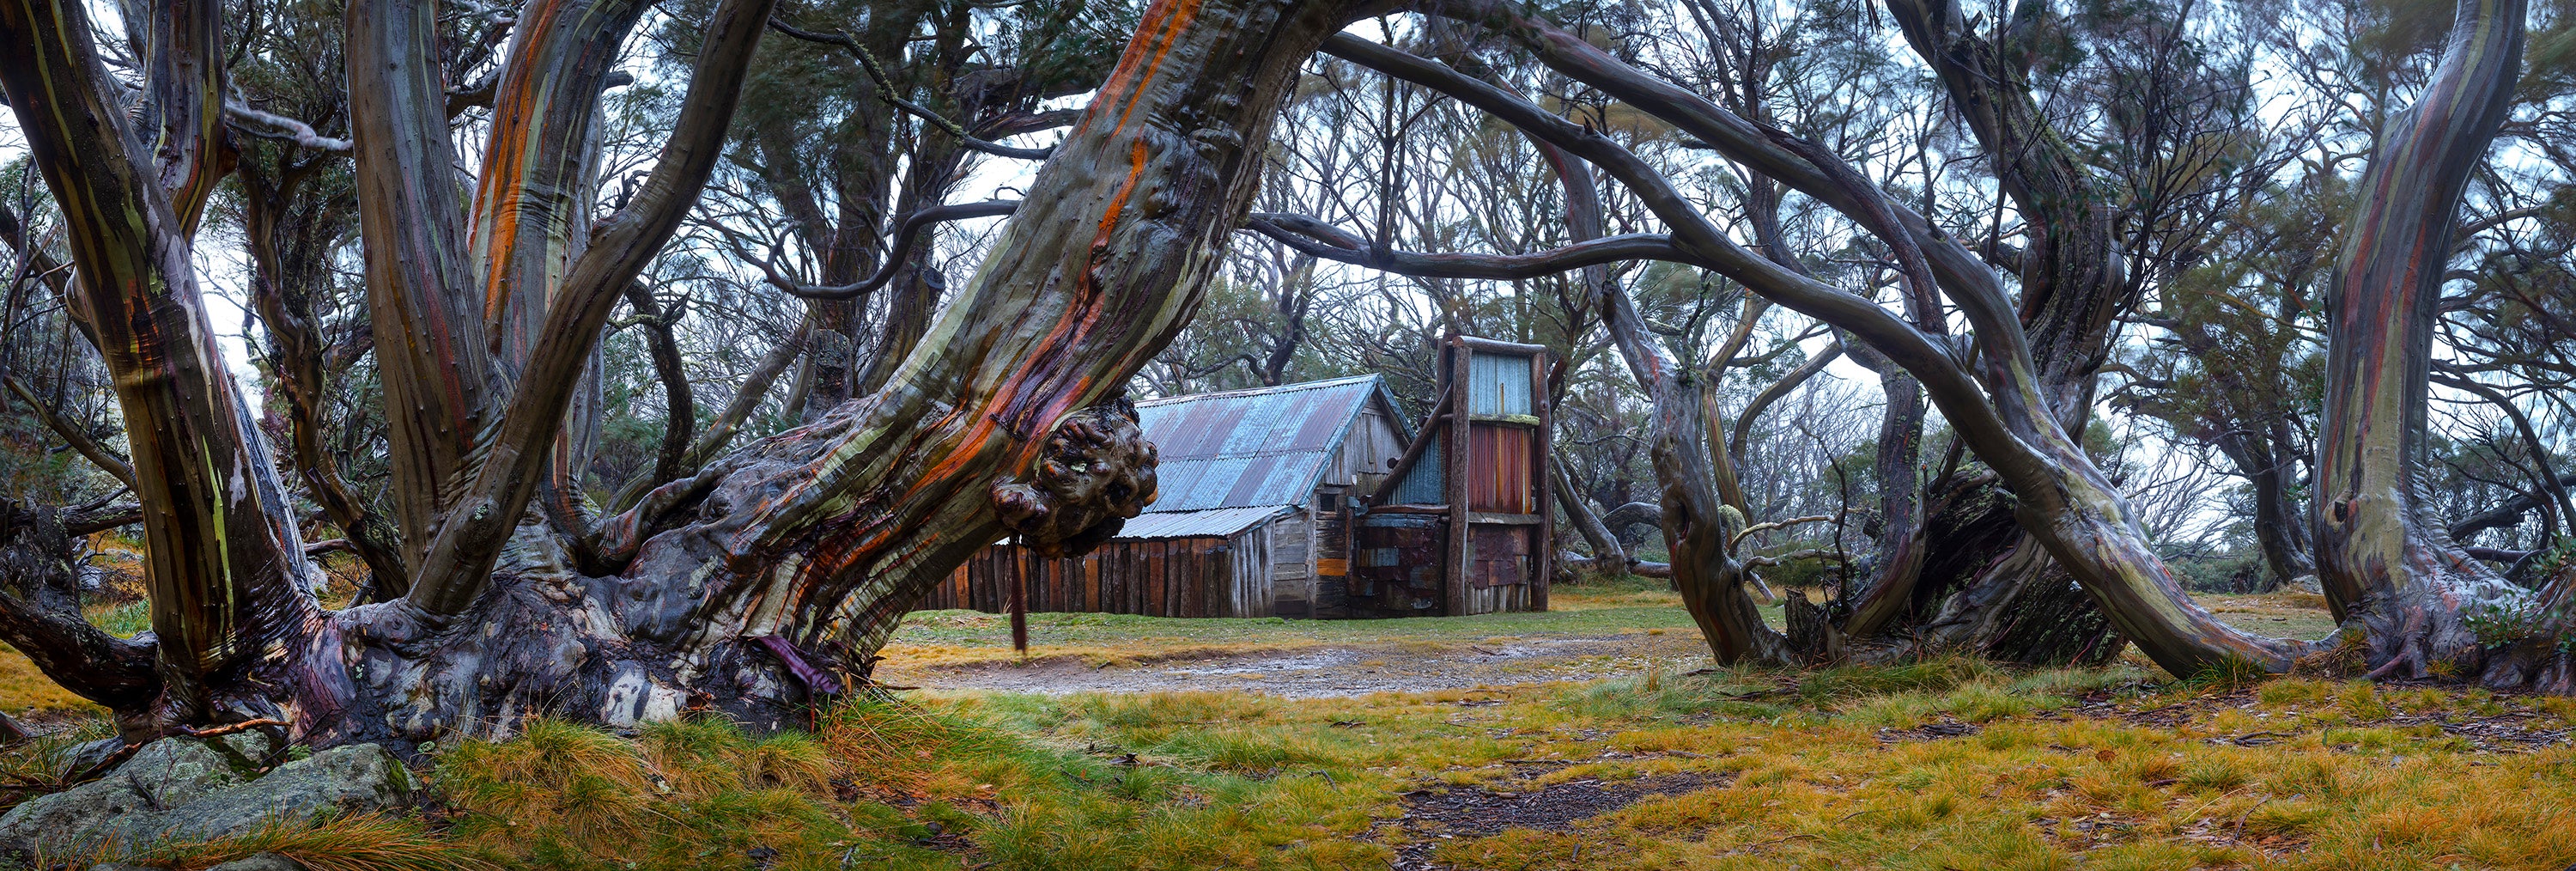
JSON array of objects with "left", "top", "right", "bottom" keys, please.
[
  {"left": 1352, "top": 512, "right": 1445, "bottom": 616},
  {"left": 1467, "top": 423, "right": 1536, "bottom": 514},
  {"left": 1469, "top": 525, "right": 1532, "bottom": 588},
  {"left": 1132, "top": 374, "right": 1406, "bottom": 512}
]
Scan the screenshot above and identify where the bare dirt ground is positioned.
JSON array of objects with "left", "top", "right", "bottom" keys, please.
[
  {"left": 884, "top": 633, "right": 1715, "bottom": 697},
  {"left": 877, "top": 589, "right": 2342, "bottom": 697}
]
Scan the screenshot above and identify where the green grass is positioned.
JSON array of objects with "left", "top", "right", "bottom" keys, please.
[
  {"left": 10, "top": 661, "right": 2574, "bottom": 871},
  {"left": 13, "top": 584, "right": 2564, "bottom": 870},
  {"left": 883, "top": 575, "right": 1752, "bottom": 670}
]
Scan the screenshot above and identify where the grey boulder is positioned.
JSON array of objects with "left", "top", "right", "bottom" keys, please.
[{"left": 0, "top": 736, "right": 412, "bottom": 857}]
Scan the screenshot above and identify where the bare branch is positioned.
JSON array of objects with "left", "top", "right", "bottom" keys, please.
[
  {"left": 5, "top": 376, "right": 135, "bottom": 489},
  {"left": 765, "top": 18, "right": 1053, "bottom": 161},
  {"left": 773, "top": 199, "right": 1017, "bottom": 300},
  {"left": 223, "top": 101, "right": 352, "bottom": 152},
  {"left": 1243, "top": 212, "right": 1698, "bottom": 280}
]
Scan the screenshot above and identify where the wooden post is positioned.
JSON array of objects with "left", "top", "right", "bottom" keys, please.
[
  {"left": 1530, "top": 345, "right": 1552, "bottom": 612},
  {"left": 1444, "top": 335, "right": 1473, "bottom": 618},
  {"left": 1009, "top": 539, "right": 1028, "bottom": 654}
]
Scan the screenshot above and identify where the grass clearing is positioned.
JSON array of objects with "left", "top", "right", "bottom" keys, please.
[
  {"left": 6, "top": 584, "right": 2568, "bottom": 869},
  {"left": 880, "top": 576, "right": 1720, "bottom": 673},
  {"left": 15, "top": 661, "right": 2561, "bottom": 870}
]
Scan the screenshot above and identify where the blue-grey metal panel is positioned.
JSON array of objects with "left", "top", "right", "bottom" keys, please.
[
  {"left": 1388, "top": 440, "right": 1445, "bottom": 505},
  {"left": 1126, "top": 374, "right": 1401, "bottom": 512},
  {"left": 1467, "top": 352, "right": 1534, "bottom": 417},
  {"left": 1119, "top": 507, "right": 1289, "bottom": 539}
]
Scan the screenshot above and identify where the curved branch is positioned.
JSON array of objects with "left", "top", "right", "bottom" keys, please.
[
  {"left": 623, "top": 283, "right": 696, "bottom": 489},
  {"left": 1728, "top": 339, "right": 1842, "bottom": 464},
  {"left": 773, "top": 200, "right": 1018, "bottom": 300},
  {"left": 764, "top": 18, "right": 1053, "bottom": 161},
  {"left": 222, "top": 101, "right": 353, "bottom": 152},
  {"left": 1242, "top": 212, "right": 1698, "bottom": 279},
  {"left": 1733, "top": 515, "right": 1835, "bottom": 549},
  {"left": 0, "top": 506, "right": 160, "bottom": 711},
  {"left": 2447, "top": 472, "right": 2576, "bottom": 542},
  {"left": 2433, "top": 373, "right": 2574, "bottom": 536},
  {"left": 5, "top": 376, "right": 136, "bottom": 489},
  {"left": 1317, "top": 34, "right": 2018, "bottom": 477},
  {"left": 1328, "top": 26, "right": 2308, "bottom": 676},
  {"left": 404, "top": 0, "right": 782, "bottom": 616}
]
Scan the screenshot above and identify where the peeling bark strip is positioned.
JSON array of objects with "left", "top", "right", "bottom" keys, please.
[{"left": 2316, "top": 0, "right": 2565, "bottom": 688}]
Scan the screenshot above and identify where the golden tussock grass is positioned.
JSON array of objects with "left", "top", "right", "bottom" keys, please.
[
  {"left": 9, "top": 624, "right": 2574, "bottom": 870},
  {"left": 0, "top": 644, "right": 100, "bottom": 716},
  {"left": 110, "top": 815, "right": 501, "bottom": 871}
]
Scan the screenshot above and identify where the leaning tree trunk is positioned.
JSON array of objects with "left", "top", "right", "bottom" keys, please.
[
  {"left": 1330, "top": 14, "right": 2306, "bottom": 680},
  {"left": 1537, "top": 144, "right": 1795, "bottom": 666},
  {"left": 0, "top": 0, "right": 319, "bottom": 735},
  {"left": 4, "top": 0, "right": 1378, "bottom": 747},
  {"left": 2313, "top": 0, "right": 2573, "bottom": 691},
  {"left": 309, "top": 0, "right": 1375, "bottom": 740},
  {"left": 1842, "top": 0, "right": 2132, "bottom": 664}
]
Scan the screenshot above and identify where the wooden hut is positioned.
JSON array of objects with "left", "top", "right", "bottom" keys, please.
[
  {"left": 918, "top": 337, "right": 1554, "bottom": 620},
  {"left": 1353, "top": 336, "right": 1554, "bottom": 616},
  {"left": 918, "top": 375, "right": 1413, "bottom": 618}
]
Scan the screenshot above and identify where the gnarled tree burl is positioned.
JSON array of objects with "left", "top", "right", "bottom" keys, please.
[{"left": 0, "top": 0, "right": 1376, "bottom": 746}]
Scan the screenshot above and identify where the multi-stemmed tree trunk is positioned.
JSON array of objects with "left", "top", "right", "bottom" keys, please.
[
  {"left": 1305, "top": 13, "right": 2300, "bottom": 678},
  {"left": 1823, "top": 0, "right": 2134, "bottom": 665},
  {"left": 1290, "top": 0, "right": 2571, "bottom": 687},
  {"left": 0, "top": 0, "right": 1378, "bottom": 746}
]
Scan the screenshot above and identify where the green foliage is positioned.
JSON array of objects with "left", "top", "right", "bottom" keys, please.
[
  {"left": 82, "top": 600, "right": 150, "bottom": 639},
  {"left": 2462, "top": 596, "right": 2575, "bottom": 651}
]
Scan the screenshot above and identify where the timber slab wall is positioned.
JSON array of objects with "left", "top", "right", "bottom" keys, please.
[{"left": 918, "top": 529, "right": 1274, "bottom": 618}]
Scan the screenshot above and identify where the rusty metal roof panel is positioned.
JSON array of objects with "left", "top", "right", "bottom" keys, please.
[
  {"left": 1154, "top": 456, "right": 1249, "bottom": 512},
  {"left": 1130, "top": 375, "right": 1399, "bottom": 513},
  {"left": 1117, "top": 506, "right": 1291, "bottom": 539}
]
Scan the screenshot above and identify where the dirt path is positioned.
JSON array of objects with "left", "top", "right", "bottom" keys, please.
[
  {"left": 884, "top": 632, "right": 1713, "bottom": 697},
  {"left": 873, "top": 588, "right": 2345, "bottom": 698}
]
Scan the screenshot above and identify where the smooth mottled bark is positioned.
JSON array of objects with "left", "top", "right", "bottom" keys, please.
[
  {"left": 346, "top": 0, "right": 497, "bottom": 568},
  {"left": 2313, "top": 0, "right": 2570, "bottom": 690},
  {"left": 1, "top": 0, "right": 319, "bottom": 725},
  {"left": 1332, "top": 20, "right": 2304, "bottom": 678}
]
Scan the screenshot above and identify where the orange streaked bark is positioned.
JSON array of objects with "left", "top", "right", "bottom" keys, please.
[
  {"left": 588, "top": 0, "right": 1376, "bottom": 679},
  {"left": 0, "top": 0, "right": 318, "bottom": 725},
  {"left": 471, "top": 0, "right": 648, "bottom": 369},
  {"left": 347, "top": 0, "right": 496, "bottom": 568}
]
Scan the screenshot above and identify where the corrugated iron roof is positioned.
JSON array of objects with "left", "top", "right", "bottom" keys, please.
[
  {"left": 1133, "top": 374, "right": 1401, "bottom": 513},
  {"left": 1115, "top": 506, "right": 1291, "bottom": 539}
]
